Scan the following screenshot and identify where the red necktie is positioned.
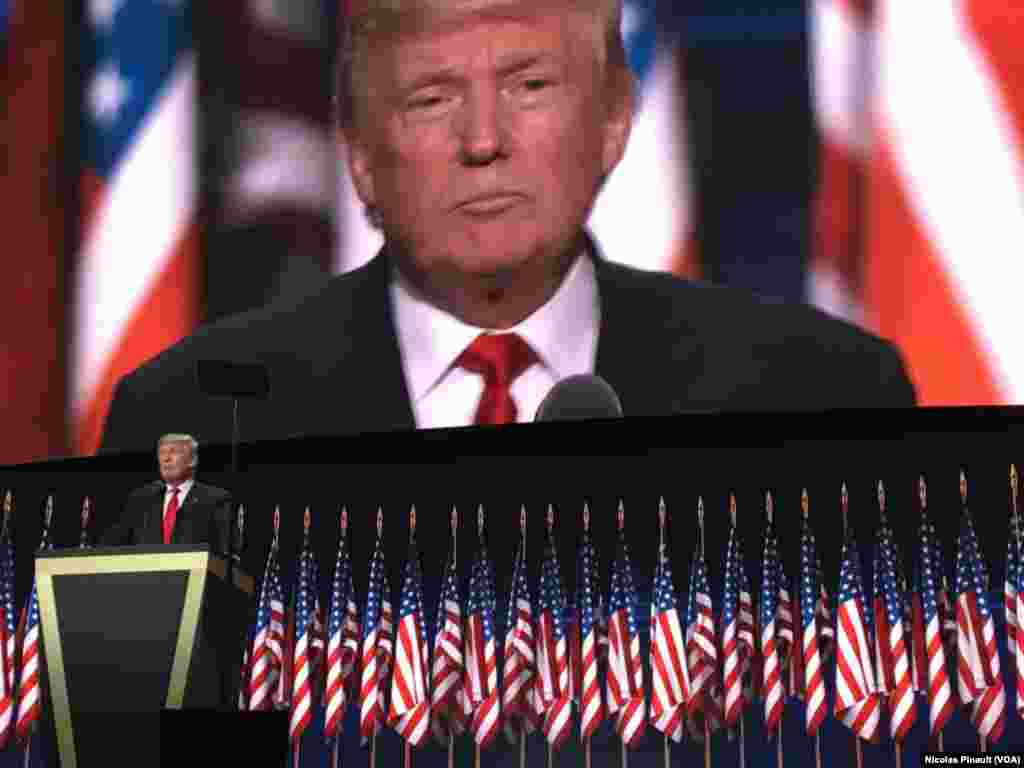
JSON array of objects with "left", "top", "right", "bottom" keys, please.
[
  {"left": 456, "top": 333, "right": 537, "bottom": 425},
  {"left": 163, "top": 486, "right": 180, "bottom": 544}
]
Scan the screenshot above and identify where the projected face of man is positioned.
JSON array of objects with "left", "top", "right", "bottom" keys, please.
[
  {"left": 158, "top": 440, "right": 195, "bottom": 486},
  {"left": 344, "top": 0, "right": 633, "bottom": 328}
]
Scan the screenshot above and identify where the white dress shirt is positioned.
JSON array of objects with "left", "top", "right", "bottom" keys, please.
[
  {"left": 391, "top": 252, "right": 601, "bottom": 429},
  {"left": 164, "top": 477, "right": 194, "bottom": 522}
]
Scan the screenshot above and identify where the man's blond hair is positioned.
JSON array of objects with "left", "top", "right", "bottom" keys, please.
[{"left": 336, "top": 0, "right": 629, "bottom": 130}]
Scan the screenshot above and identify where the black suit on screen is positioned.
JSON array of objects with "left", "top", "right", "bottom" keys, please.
[
  {"left": 98, "top": 248, "right": 916, "bottom": 454},
  {"left": 101, "top": 480, "right": 233, "bottom": 554}
]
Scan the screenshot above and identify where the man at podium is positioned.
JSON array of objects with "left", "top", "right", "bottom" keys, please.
[{"left": 101, "top": 433, "right": 233, "bottom": 553}]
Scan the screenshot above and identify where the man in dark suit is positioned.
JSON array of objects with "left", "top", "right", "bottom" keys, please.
[
  {"left": 102, "top": 434, "right": 233, "bottom": 554},
  {"left": 98, "top": 0, "right": 914, "bottom": 454}
]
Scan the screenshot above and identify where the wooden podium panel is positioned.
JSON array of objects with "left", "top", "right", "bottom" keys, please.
[{"left": 35, "top": 546, "right": 252, "bottom": 768}]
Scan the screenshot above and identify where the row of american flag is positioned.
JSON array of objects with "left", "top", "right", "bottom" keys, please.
[
  {"left": 235, "top": 465, "right": 1024, "bottom": 767},
  {"left": 0, "top": 492, "right": 57, "bottom": 763}
]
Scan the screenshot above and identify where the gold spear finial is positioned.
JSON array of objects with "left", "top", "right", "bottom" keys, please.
[
  {"left": 583, "top": 502, "right": 590, "bottom": 533},
  {"left": 617, "top": 500, "right": 625, "bottom": 532},
  {"left": 729, "top": 492, "right": 737, "bottom": 528},
  {"left": 801, "top": 488, "right": 809, "bottom": 519},
  {"left": 766, "top": 491, "right": 774, "bottom": 525},
  {"left": 960, "top": 469, "right": 968, "bottom": 505},
  {"left": 919, "top": 476, "right": 927, "bottom": 510}
]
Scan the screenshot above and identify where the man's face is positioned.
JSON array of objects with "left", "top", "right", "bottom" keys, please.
[
  {"left": 345, "top": 3, "right": 631, "bottom": 295},
  {"left": 158, "top": 441, "right": 194, "bottom": 485}
]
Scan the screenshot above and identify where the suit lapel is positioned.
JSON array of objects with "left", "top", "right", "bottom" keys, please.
[
  {"left": 592, "top": 255, "right": 703, "bottom": 418},
  {"left": 313, "top": 252, "right": 416, "bottom": 435}
]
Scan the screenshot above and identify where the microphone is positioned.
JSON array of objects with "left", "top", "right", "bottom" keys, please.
[{"left": 534, "top": 374, "right": 623, "bottom": 421}]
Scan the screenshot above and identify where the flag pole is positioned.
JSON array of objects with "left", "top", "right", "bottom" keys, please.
[
  {"left": 777, "top": 719, "right": 783, "bottom": 768},
  {"left": 699, "top": 497, "right": 711, "bottom": 768},
  {"left": 405, "top": 741, "right": 412, "bottom": 768},
  {"left": 449, "top": 506, "right": 458, "bottom": 768},
  {"left": 895, "top": 741, "right": 902, "bottom": 768},
  {"left": 658, "top": 500, "right": 670, "bottom": 768},
  {"left": 520, "top": 726, "right": 527, "bottom": 768},
  {"left": 518, "top": 506, "right": 528, "bottom": 768},
  {"left": 731, "top": 495, "right": 746, "bottom": 768},
  {"left": 842, "top": 485, "right": 859, "bottom": 768}
]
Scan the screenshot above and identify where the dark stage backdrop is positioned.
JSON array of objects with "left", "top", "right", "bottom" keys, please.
[{"left": 2, "top": 408, "right": 1024, "bottom": 766}]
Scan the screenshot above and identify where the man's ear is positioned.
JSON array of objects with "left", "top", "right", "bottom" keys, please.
[
  {"left": 339, "top": 126, "right": 376, "bottom": 208},
  {"left": 601, "top": 67, "right": 636, "bottom": 177}
]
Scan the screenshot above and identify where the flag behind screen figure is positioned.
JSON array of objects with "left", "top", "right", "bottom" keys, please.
[
  {"left": 74, "top": 0, "right": 201, "bottom": 454},
  {"left": 810, "top": 0, "right": 1024, "bottom": 405}
]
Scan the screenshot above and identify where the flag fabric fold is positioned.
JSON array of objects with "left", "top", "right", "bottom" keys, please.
[
  {"left": 325, "top": 521, "right": 361, "bottom": 745},
  {"left": 650, "top": 533, "right": 688, "bottom": 742},
  {"left": 536, "top": 529, "right": 572, "bottom": 748},
  {"left": 359, "top": 530, "right": 393, "bottom": 745},
  {"left": 912, "top": 508, "right": 954, "bottom": 737},
  {"left": 574, "top": 521, "right": 605, "bottom": 741},
  {"left": 834, "top": 527, "right": 880, "bottom": 743},
  {"left": 466, "top": 536, "right": 501, "bottom": 747},
  {"left": 798, "top": 517, "right": 828, "bottom": 737},
  {"left": 430, "top": 546, "right": 470, "bottom": 744},
  {"left": 872, "top": 514, "right": 916, "bottom": 742},
  {"left": 0, "top": 520, "right": 17, "bottom": 747},
  {"left": 954, "top": 508, "right": 1005, "bottom": 743},
  {"left": 760, "top": 517, "right": 785, "bottom": 736},
  {"left": 605, "top": 523, "right": 646, "bottom": 747},
  {"left": 388, "top": 532, "right": 431, "bottom": 746},
  {"left": 502, "top": 539, "right": 540, "bottom": 743}
]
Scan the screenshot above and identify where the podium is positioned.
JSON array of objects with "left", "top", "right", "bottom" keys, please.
[{"left": 35, "top": 545, "right": 254, "bottom": 768}]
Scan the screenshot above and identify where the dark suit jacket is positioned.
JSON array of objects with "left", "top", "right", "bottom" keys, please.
[
  {"left": 98, "top": 249, "right": 915, "bottom": 453},
  {"left": 101, "top": 480, "right": 233, "bottom": 554}
]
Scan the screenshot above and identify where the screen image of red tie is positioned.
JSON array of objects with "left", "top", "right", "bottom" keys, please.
[{"left": 456, "top": 333, "right": 537, "bottom": 425}]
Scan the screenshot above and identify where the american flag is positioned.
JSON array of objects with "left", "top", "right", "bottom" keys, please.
[
  {"left": 1015, "top": 506, "right": 1024, "bottom": 719},
  {"left": 721, "top": 512, "right": 752, "bottom": 728},
  {"left": 0, "top": 497, "right": 16, "bottom": 748},
  {"left": 16, "top": 503, "right": 53, "bottom": 746},
  {"left": 309, "top": 548, "right": 326, "bottom": 691},
  {"left": 685, "top": 540, "right": 718, "bottom": 737},
  {"left": 248, "top": 536, "right": 284, "bottom": 711},
  {"left": 388, "top": 514, "right": 431, "bottom": 746},
  {"left": 574, "top": 505, "right": 604, "bottom": 741},
  {"left": 359, "top": 512, "right": 393, "bottom": 745},
  {"left": 606, "top": 507, "right": 646, "bottom": 747},
  {"left": 912, "top": 503, "right": 954, "bottom": 737},
  {"left": 834, "top": 526, "right": 880, "bottom": 743},
  {"left": 760, "top": 508, "right": 785, "bottom": 735},
  {"left": 502, "top": 528, "right": 539, "bottom": 743},
  {"left": 650, "top": 503, "right": 688, "bottom": 743},
  {"left": 872, "top": 507, "right": 916, "bottom": 742},
  {"left": 431, "top": 534, "right": 470, "bottom": 744},
  {"left": 325, "top": 508, "right": 361, "bottom": 745},
  {"left": 954, "top": 502, "right": 1005, "bottom": 743},
  {"left": 536, "top": 510, "right": 571, "bottom": 749},
  {"left": 466, "top": 522, "right": 501, "bottom": 748},
  {"left": 74, "top": 0, "right": 200, "bottom": 455},
  {"left": 268, "top": 537, "right": 289, "bottom": 710},
  {"left": 289, "top": 509, "right": 320, "bottom": 744},
  {"left": 1006, "top": 495, "right": 1020, "bottom": 666},
  {"left": 797, "top": 509, "right": 827, "bottom": 736}
]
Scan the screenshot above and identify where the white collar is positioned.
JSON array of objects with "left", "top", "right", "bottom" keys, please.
[
  {"left": 390, "top": 251, "right": 600, "bottom": 404},
  {"left": 166, "top": 478, "right": 194, "bottom": 496}
]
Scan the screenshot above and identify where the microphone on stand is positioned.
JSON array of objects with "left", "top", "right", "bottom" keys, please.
[{"left": 534, "top": 374, "right": 623, "bottom": 421}]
